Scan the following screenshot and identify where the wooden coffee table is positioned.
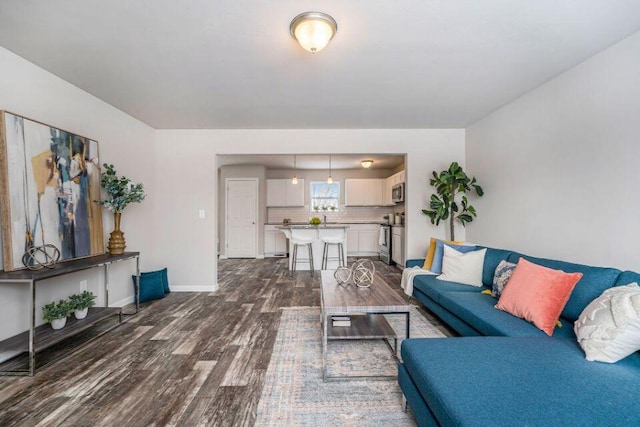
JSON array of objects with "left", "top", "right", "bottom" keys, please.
[{"left": 320, "top": 270, "right": 411, "bottom": 381}]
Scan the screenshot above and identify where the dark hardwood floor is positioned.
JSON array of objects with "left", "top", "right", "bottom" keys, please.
[{"left": 0, "top": 257, "right": 451, "bottom": 426}]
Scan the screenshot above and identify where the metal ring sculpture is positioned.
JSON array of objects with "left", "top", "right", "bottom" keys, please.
[
  {"left": 352, "top": 258, "right": 375, "bottom": 288},
  {"left": 22, "top": 244, "right": 61, "bottom": 270},
  {"left": 334, "top": 266, "right": 353, "bottom": 285}
]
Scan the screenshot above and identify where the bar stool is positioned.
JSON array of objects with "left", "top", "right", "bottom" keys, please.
[
  {"left": 291, "top": 232, "right": 314, "bottom": 273},
  {"left": 321, "top": 235, "right": 346, "bottom": 269}
]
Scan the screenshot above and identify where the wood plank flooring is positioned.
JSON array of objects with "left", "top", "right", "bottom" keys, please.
[{"left": 0, "top": 257, "right": 452, "bottom": 426}]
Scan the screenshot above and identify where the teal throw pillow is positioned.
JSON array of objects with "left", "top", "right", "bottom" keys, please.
[
  {"left": 132, "top": 270, "right": 165, "bottom": 303},
  {"left": 431, "top": 241, "right": 478, "bottom": 274},
  {"left": 144, "top": 267, "right": 170, "bottom": 293}
]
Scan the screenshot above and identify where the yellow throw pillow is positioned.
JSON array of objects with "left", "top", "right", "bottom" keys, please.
[
  {"left": 423, "top": 238, "right": 463, "bottom": 270},
  {"left": 422, "top": 238, "right": 438, "bottom": 270}
]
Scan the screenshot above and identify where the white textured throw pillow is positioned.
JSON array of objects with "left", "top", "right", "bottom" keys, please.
[
  {"left": 574, "top": 283, "right": 640, "bottom": 363},
  {"left": 436, "top": 246, "right": 486, "bottom": 287}
]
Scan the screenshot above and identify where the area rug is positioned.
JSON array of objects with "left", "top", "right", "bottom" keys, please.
[{"left": 255, "top": 306, "right": 445, "bottom": 426}]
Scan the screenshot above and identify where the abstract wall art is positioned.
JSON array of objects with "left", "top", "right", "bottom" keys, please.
[{"left": 0, "top": 111, "right": 104, "bottom": 271}]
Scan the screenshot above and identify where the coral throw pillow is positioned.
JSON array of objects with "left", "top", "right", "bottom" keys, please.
[{"left": 495, "top": 258, "right": 583, "bottom": 336}]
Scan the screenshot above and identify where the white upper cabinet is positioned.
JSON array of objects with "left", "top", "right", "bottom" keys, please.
[
  {"left": 266, "top": 179, "right": 305, "bottom": 207},
  {"left": 345, "top": 179, "right": 383, "bottom": 206},
  {"left": 382, "top": 170, "right": 406, "bottom": 206},
  {"left": 285, "top": 179, "right": 305, "bottom": 206}
]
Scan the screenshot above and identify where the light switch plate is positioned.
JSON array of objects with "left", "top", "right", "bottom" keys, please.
[{"left": 198, "top": 209, "right": 205, "bottom": 219}]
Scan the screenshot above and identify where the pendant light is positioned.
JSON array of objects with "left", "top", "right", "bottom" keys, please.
[
  {"left": 327, "top": 154, "right": 333, "bottom": 184},
  {"left": 292, "top": 155, "right": 298, "bottom": 184}
]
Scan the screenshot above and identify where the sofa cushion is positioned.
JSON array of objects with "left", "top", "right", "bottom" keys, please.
[
  {"left": 616, "top": 270, "right": 640, "bottom": 287},
  {"left": 575, "top": 283, "right": 640, "bottom": 363},
  {"left": 495, "top": 258, "right": 582, "bottom": 336},
  {"left": 437, "top": 246, "right": 486, "bottom": 287},
  {"left": 482, "top": 247, "right": 513, "bottom": 286},
  {"left": 507, "top": 252, "right": 622, "bottom": 322},
  {"left": 422, "top": 237, "right": 438, "bottom": 270},
  {"left": 492, "top": 260, "right": 516, "bottom": 298},
  {"left": 437, "top": 291, "right": 576, "bottom": 338},
  {"left": 431, "top": 241, "right": 473, "bottom": 274},
  {"left": 401, "top": 336, "right": 640, "bottom": 427},
  {"left": 413, "top": 274, "right": 483, "bottom": 304}
]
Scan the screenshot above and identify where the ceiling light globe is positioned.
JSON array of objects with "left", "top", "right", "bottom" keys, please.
[
  {"left": 361, "top": 160, "right": 374, "bottom": 168},
  {"left": 327, "top": 176, "right": 334, "bottom": 184},
  {"left": 292, "top": 175, "right": 298, "bottom": 184},
  {"left": 290, "top": 12, "right": 337, "bottom": 53}
]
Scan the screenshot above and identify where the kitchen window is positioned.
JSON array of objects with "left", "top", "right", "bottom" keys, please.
[{"left": 310, "top": 181, "right": 340, "bottom": 212}]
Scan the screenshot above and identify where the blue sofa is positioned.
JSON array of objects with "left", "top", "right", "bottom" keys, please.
[{"left": 400, "top": 247, "right": 640, "bottom": 426}]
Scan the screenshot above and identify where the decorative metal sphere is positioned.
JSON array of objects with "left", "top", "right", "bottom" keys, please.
[
  {"left": 22, "top": 244, "right": 61, "bottom": 270},
  {"left": 352, "top": 258, "right": 375, "bottom": 288},
  {"left": 334, "top": 266, "right": 352, "bottom": 285}
]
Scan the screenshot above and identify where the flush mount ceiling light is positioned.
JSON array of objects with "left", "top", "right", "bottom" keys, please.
[
  {"left": 290, "top": 12, "right": 338, "bottom": 53},
  {"left": 361, "top": 160, "right": 374, "bottom": 168}
]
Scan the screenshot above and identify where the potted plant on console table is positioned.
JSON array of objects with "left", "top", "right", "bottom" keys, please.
[
  {"left": 42, "top": 300, "right": 73, "bottom": 330},
  {"left": 69, "top": 291, "right": 96, "bottom": 320},
  {"left": 97, "top": 164, "right": 146, "bottom": 255}
]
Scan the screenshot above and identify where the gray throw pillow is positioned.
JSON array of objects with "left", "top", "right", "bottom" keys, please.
[{"left": 492, "top": 260, "right": 516, "bottom": 298}]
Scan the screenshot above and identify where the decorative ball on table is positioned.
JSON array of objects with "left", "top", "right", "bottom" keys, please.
[
  {"left": 334, "top": 266, "right": 352, "bottom": 285},
  {"left": 22, "top": 244, "right": 61, "bottom": 270},
  {"left": 352, "top": 259, "right": 375, "bottom": 288}
]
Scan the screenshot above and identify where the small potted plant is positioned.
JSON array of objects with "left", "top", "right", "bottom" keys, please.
[
  {"left": 42, "top": 300, "right": 73, "bottom": 330},
  {"left": 69, "top": 290, "right": 96, "bottom": 320},
  {"left": 96, "top": 163, "right": 146, "bottom": 255}
]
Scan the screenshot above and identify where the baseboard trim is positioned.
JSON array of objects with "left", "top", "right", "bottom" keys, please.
[
  {"left": 171, "top": 285, "right": 218, "bottom": 292},
  {"left": 256, "top": 254, "right": 265, "bottom": 259},
  {"left": 112, "top": 295, "right": 135, "bottom": 308},
  {"left": 219, "top": 255, "right": 228, "bottom": 260}
]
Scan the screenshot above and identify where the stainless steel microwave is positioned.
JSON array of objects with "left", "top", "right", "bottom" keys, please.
[{"left": 392, "top": 183, "right": 404, "bottom": 203}]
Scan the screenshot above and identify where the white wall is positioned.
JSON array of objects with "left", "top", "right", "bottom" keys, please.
[
  {"left": 154, "top": 129, "right": 465, "bottom": 289},
  {"left": 0, "top": 47, "right": 156, "bottom": 341},
  {"left": 466, "top": 31, "right": 640, "bottom": 271}
]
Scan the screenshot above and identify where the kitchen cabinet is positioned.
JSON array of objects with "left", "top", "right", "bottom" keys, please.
[
  {"left": 264, "top": 225, "right": 287, "bottom": 257},
  {"left": 344, "top": 179, "right": 383, "bottom": 206},
  {"left": 383, "top": 170, "right": 406, "bottom": 206},
  {"left": 346, "top": 224, "right": 380, "bottom": 256},
  {"left": 266, "top": 179, "right": 305, "bottom": 207},
  {"left": 392, "top": 226, "right": 404, "bottom": 266},
  {"left": 383, "top": 177, "right": 394, "bottom": 206}
]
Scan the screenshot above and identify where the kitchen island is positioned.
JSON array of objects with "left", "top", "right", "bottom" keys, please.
[{"left": 277, "top": 225, "right": 349, "bottom": 271}]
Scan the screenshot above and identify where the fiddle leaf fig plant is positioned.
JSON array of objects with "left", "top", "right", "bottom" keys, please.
[{"left": 422, "top": 162, "right": 484, "bottom": 241}]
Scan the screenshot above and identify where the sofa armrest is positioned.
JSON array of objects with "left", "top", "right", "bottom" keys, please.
[{"left": 405, "top": 259, "right": 425, "bottom": 268}]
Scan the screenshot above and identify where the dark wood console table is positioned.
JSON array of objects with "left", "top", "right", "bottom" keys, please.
[{"left": 0, "top": 252, "right": 140, "bottom": 376}]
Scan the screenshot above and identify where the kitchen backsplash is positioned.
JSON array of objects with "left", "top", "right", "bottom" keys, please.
[{"left": 268, "top": 206, "right": 399, "bottom": 223}]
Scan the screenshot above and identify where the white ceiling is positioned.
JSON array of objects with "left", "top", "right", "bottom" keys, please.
[
  {"left": 218, "top": 154, "right": 405, "bottom": 170},
  {"left": 0, "top": 1, "right": 639, "bottom": 129}
]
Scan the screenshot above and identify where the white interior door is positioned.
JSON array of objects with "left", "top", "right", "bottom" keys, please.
[{"left": 226, "top": 179, "right": 258, "bottom": 258}]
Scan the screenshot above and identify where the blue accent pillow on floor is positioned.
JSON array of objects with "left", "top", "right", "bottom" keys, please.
[{"left": 132, "top": 270, "right": 165, "bottom": 303}]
